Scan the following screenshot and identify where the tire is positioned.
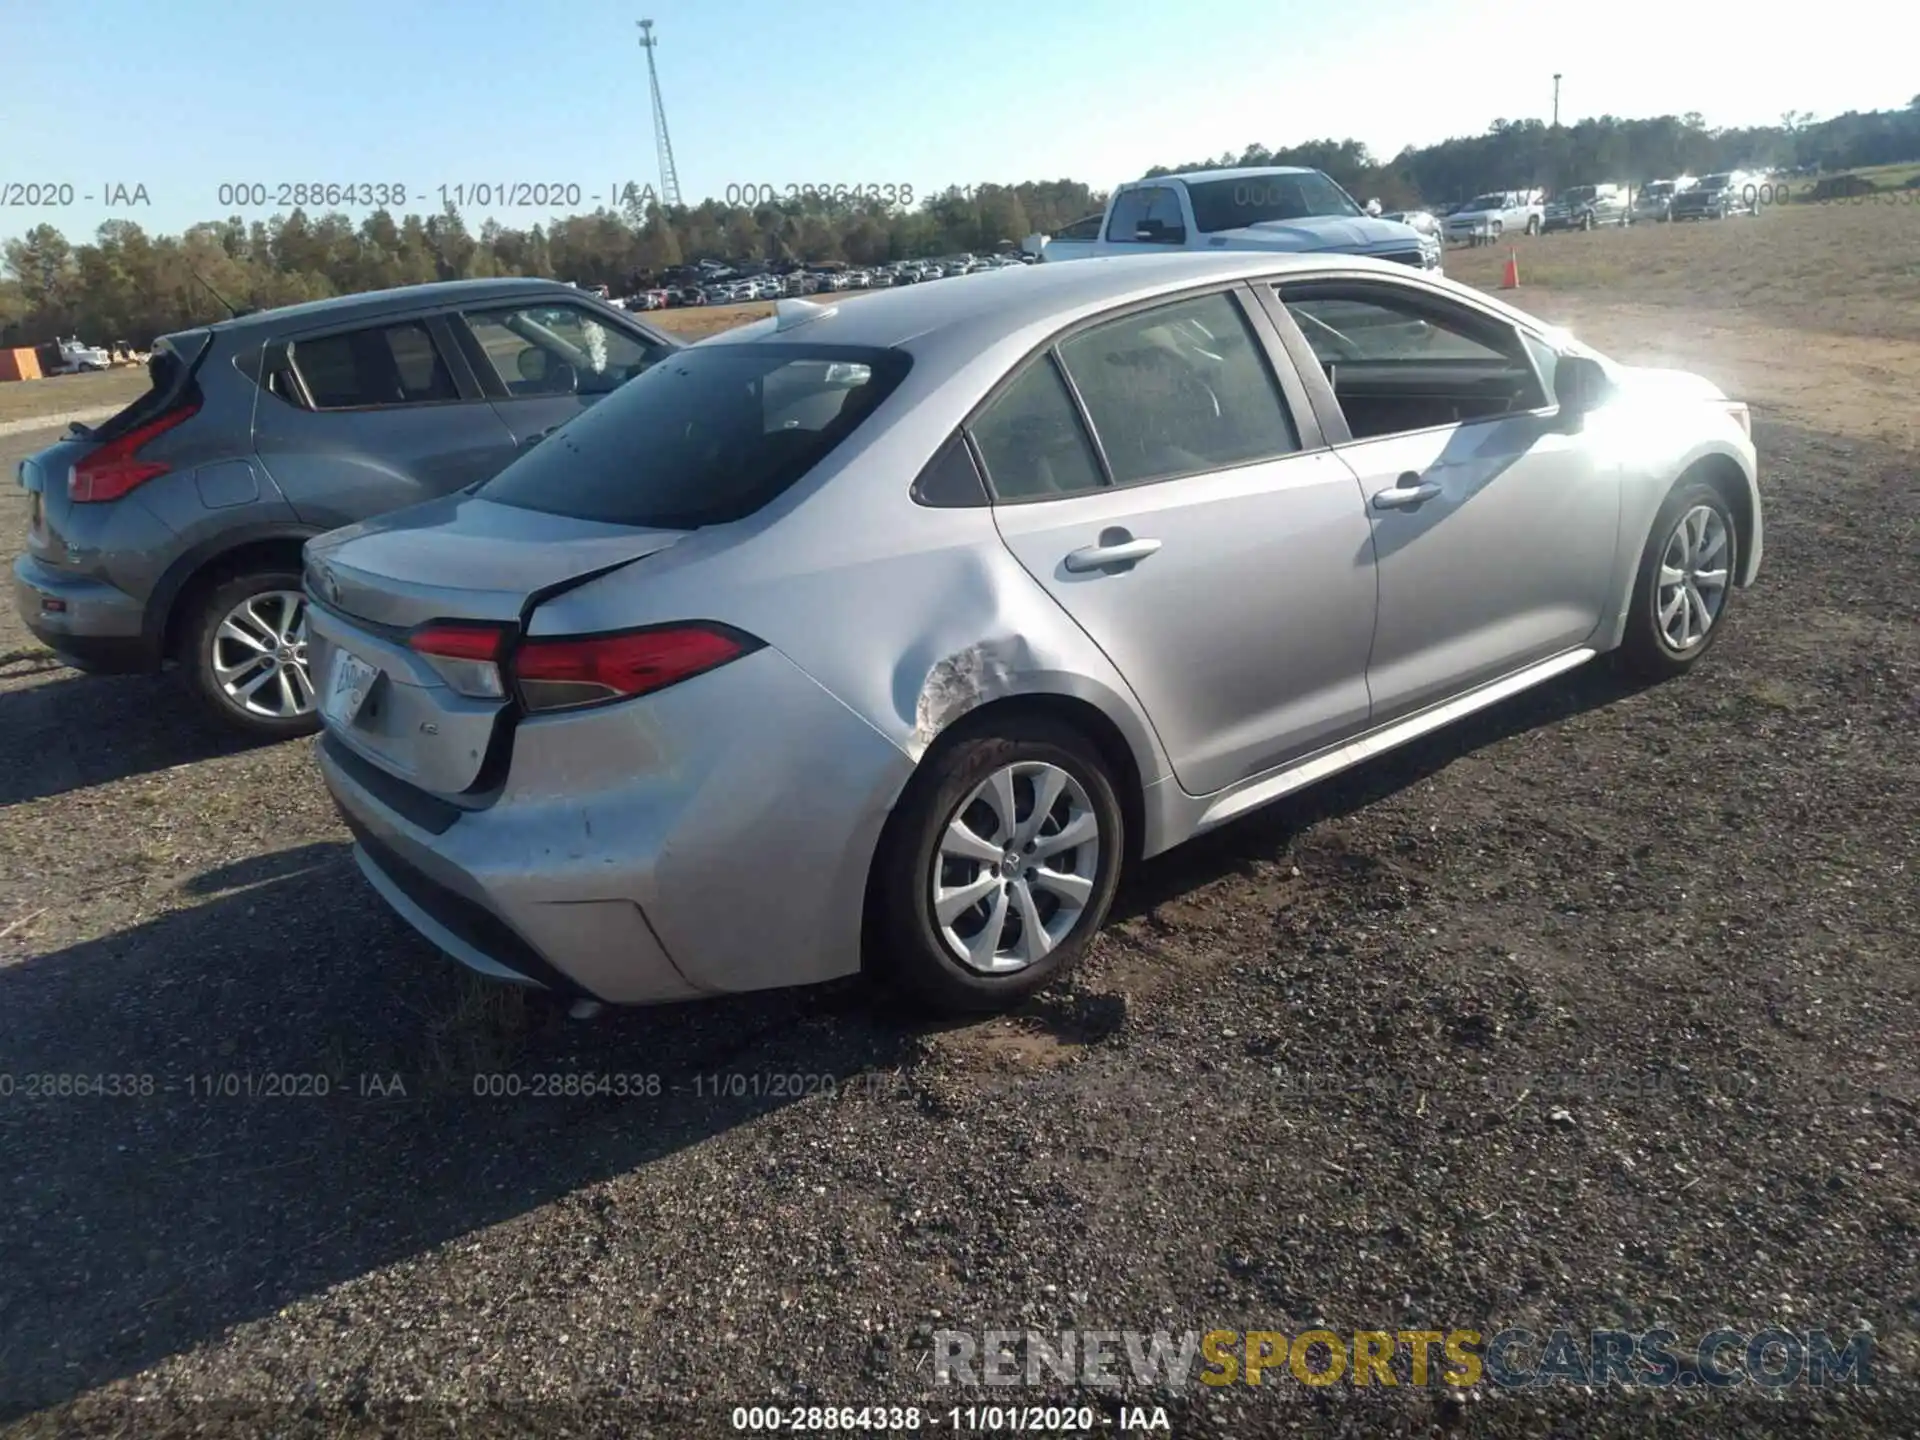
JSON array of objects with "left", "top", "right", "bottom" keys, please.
[
  {"left": 1617, "top": 480, "right": 1740, "bottom": 682},
  {"left": 183, "top": 569, "right": 320, "bottom": 739},
  {"left": 870, "top": 716, "right": 1125, "bottom": 1015},
  {"left": 1489, "top": 220, "right": 1504, "bottom": 241}
]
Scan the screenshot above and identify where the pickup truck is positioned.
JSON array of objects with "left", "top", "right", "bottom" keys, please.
[
  {"left": 35, "top": 338, "right": 112, "bottom": 374},
  {"left": 1442, "top": 189, "right": 1544, "bottom": 246},
  {"left": 1020, "top": 167, "right": 1443, "bottom": 273},
  {"left": 1542, "top": 183, "right": 1632, "bottom": 232}
]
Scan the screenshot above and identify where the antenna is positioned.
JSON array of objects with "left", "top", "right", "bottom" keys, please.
[
  {"left": 637, "top": 20, "right": 683, "bottom": 208},
  {"left": 192, "top": 268, "right": 250, "bottom": 319}
]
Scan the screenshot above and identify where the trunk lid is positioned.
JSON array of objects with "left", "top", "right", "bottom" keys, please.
[
  {"left": 305, "top": 495, "right": 685, "bottom": 630},
  {"left": 306, "top": 495, "right": 686, "bottom": 795}
]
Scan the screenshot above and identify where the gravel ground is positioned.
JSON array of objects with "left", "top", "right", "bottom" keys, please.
[{"left": 1, "top": 400, "right": 1915, "bottom": 1438}]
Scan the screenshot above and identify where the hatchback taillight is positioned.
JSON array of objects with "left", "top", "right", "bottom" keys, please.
[
  {"left": 513, "top": 623, "right": 760, "bottom": 713},
  {"left": 68, "top": 401, "right": 201, "bottom": 502}
]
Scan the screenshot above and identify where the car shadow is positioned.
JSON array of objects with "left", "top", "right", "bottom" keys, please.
[
  {"left": 0, "top": 658, "right": 277, "bottom": 809},
  {"left": 1112, "top": 654, "right": 1649, "bottom": 921},
  {"left": 0, "top": 840, "right": 922, "bottom": 1419},
  {"left": 0, "top": 659, "right": 1647, "bottom": 1418}
]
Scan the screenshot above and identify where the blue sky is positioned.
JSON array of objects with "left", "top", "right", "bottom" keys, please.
[{"left": 1, "top": 0, "right": 1910, "bottom": 242}]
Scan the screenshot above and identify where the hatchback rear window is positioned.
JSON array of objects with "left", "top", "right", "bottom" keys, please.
[
  {"left": 87, "top": 331, "right": 210, "bottom": 442},
  {"left": 475, "top": 343, "right": 910, "bottom": 528}
]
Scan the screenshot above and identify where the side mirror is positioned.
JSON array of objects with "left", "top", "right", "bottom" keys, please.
[
  {"left": 1365, "top": 198, "right": 1383, "bottom": 216},
  {"left": 1553, "top": 354, "right": 1611, "bottom": 429}
]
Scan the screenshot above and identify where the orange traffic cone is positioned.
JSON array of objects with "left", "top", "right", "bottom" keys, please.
[{"left": 1500, "top": 249, "right": 1520, "bottom": 289}]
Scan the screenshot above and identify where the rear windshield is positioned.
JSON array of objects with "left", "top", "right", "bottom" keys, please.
[
  {"left": 1642, "top": 182, "right": 1674, "bottom": 196},
  {"left": 1698, "top": 175, "right": 1733, "bottom": 189},
  {"left": 1561, "top": 187, "right": 1597, "bottom": 203},
  {"left": 475, "top": 342, "right": 910, "bottom": 528},
  {"left": 1185, "top": 173, "right": 1362, "bottom": 231}
]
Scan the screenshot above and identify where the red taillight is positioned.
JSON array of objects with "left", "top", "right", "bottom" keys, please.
[
  {"left": 68, "top": 402, "right": 201, "bottom": 503},
  {"left": 512, "top": 623, "right": 757, "bottom": 713},
  {"left": 408, "top": 621, "right": 510, "bottom": 699},
  {"left": 410, "top": 623, "right": 508, "bottom": 662}
]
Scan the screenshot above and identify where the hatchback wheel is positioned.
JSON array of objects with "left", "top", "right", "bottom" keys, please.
[
  {"left": 185, "top": 570, "right": 320, "bottom": 738},
  {"left": 872, "top": 717, "right": 1123, "bottom": 1014},
  {"left": 1619, "top": 481, "right": 1738, "bottom": 681}
]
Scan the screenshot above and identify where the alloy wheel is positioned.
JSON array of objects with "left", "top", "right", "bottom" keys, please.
[
  {"left": 930, "top": 760, "right": 1102, "bottom": 974},
  {"left": 212, "top": 589, "right": 314, "bottom": 719},
  {"left": 1655, "top": 505, "right": 1732, "bottom": 652}
]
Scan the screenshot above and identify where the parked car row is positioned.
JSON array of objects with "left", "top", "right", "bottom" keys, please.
[
  {"left": 1433, "top": 170, "right": 1773, "bottom": 240},
  {"left": 606, "top": 255, "right": 1034, "bottom": 312},
  {"left": 16, "top": 253, "right": 1761, "bottom": 1018}
]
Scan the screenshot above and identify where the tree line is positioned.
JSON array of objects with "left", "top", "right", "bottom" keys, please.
[{"left": 5, "top": 99, "right": 1917, "bottom": 350}]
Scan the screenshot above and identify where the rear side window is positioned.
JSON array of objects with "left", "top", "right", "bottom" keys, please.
[
  {"left": 1056, "top": 291, "right": 1299, "bottom": 486},
  {"left": 291, "top": 321, "right": 460, "bottom": 409},
  {"left": 970, "top": 358, "right": 1105, "bottom": 500},
  {"left": 1105, "top": 187, "right": 1186, "bottom": 244},
  {"left": 476, "top": 343, "right": 909, "bottom": 528}
]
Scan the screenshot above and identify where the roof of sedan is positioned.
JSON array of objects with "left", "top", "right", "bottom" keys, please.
[{"left": 700, "top": 252, "right": 1414, "bottom": 354}]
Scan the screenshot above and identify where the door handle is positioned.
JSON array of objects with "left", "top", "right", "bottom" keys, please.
[
  {"left": 1372, "top": 474, "right": 1442, "bottom": 510},
  {"left": 1063, "top": 537, "right": 1162, "bottom": 573}
]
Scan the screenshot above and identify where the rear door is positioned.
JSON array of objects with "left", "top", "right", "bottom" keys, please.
[
  {"left": 1262, "top": 277, "right": 1619, "bottom": 725},
  {"left": 450, "top": 299, "right": 675, "bottom": 449},
  {"left": 255, "top": 313, "right": 518, "bottom": 530},
  {"left": 980, "top": 284, "right": 1378, "bottom": 797}
]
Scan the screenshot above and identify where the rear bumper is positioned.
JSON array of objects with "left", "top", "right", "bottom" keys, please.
[
  {"left": 316, "top": 645, "right": 915, "bottom": 1006},
  {"left": 13, "top": 552, "right": 161, "bottom": 672}
]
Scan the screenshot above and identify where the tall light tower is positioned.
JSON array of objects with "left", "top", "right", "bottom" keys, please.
[
  {"left": 638, "top": 20, "right": 683, "bottom": 208},
  {"left": 1552, "top": 73, "right": 1562, "bottom": 127}
]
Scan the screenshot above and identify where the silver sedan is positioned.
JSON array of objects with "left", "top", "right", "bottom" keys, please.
[{"left": 307, "top": 252, "right": 1760, "bottom": 1015}]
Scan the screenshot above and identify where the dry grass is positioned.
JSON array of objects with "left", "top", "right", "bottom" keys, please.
[
  {"left": 1445, "top": 200, "right": 1920, "bottom": 342},
  {"left": 0, "top": 366, "right": 149, "bottom": 425}
]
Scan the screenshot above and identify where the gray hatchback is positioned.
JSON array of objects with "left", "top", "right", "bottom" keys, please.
[{"left": 12, "top": 278, "right": 678, "bottom": 737}]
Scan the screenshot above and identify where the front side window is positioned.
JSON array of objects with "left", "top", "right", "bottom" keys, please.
[
  {"left": 1279, "top": 284, "right": 1548, "bottom": 440},
  {"left": 1057, "top": 291, "right": 1299, "bottom": 486},
  {"left": 464, "top": 303, "right": 666, "bottom": 398},
  {"left": 476, "top": 343, "right": 907, "bottom": 528}
]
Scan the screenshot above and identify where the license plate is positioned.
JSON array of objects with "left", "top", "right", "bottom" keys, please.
[{"left": 322, "top": 648, "right": 379, "bottom": 727}]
